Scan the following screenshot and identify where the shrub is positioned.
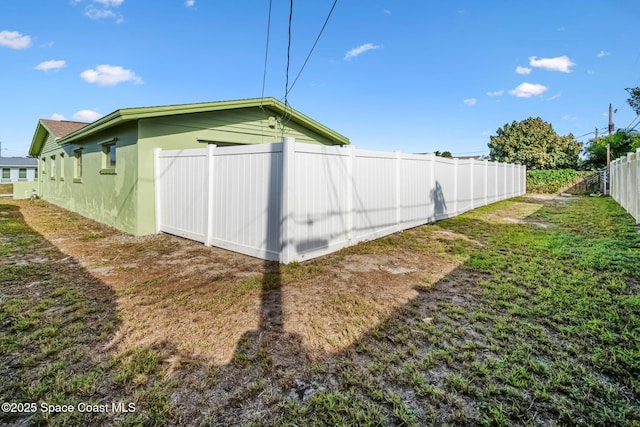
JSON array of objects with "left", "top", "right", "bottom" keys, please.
[{"left": 526, "top": 169, "right": 581, "bottom": 193}]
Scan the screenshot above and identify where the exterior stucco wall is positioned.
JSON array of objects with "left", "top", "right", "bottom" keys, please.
[
  {"left": 37, "top": 122, "right": 139, "bottom": 234},
  {"left": 33, "top": 106, "right": 343, "bottom": 236}
]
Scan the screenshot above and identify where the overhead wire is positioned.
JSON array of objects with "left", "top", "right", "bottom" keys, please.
[
  {"left": 284, "top": 0, "right": 293, "bottom": 110},
  {"left": 260, "top": 0, "right": 273, "bottom": 110},
  {"left": 284, "top": 0, "right": 338, "bottom": 99}
]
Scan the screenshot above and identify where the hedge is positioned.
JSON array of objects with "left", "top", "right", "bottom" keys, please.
[{"left": 526, "top": 169, "right": 581, "bottom": 193}]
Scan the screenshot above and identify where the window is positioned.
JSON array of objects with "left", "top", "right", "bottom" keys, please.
[
  {"left": 19, "top": 168, "right": 26, "bottom": 180},
  {"left": 74, "top": 149, "right": 83, "bottom": 181},
  {"left": 59, "top": 154, "right": 64, "bottom": 180},
  {"left": 107, "top": 144, "right": 116, "bottom": 168},
  {"left": 1, "top": 168, "right": 9, "bottom": 181},
  {"left": 101, "top": 142, "right": 116, "bottom": 173},
  {"left": 35, "top": 167, "right": 38, "bottom": 179},
  {"left": 50, "top": 155, "right": 56, "bottom": 179}
]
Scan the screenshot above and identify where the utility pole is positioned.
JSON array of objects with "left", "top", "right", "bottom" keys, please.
[
  {"left": 609, "top": 103, "right": 614, "bottom": 136},
  {"left": 606, "top": 104, "right": 615, "bottom": 195},
  {"left": 595, "top": 127, "right": 598, "bottom": 140}
]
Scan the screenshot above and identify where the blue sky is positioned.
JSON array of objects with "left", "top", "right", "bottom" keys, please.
[{"left": 1, "top": 0, "right": 639, "bottom": 157}]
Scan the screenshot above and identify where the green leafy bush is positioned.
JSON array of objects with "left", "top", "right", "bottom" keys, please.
[{"left": 526, "top": 169, "right": 581, "bottom": 193}]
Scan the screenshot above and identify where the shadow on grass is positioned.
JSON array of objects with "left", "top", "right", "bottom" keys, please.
[
  {"left": 205, "top": 195, "right": 640, "bottom": 426},
  {"left": 4, "top": 195, "right": 639, "bottom": 426},
  {"left": 0, "top": 202, "right": 174, "bottom": 426}
]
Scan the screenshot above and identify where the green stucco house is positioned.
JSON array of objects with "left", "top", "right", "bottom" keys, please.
[{"left": 28, "top": 98, "right": 349, "bottom": 235}]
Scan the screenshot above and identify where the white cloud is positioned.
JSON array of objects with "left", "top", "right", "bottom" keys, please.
[
  {"left": 563, "top": 115, "right": 577, "bottom": 121},
  {"left": 383, "top": 9, "right": 391, "bottom": 14},
  {"left": 344, "top": 43, "right": 381, "bottom": 60},
  {"left": 587, "top": 70, "right": 595, "bottom": 75},
  {"left": 50, "top": 113, "right": 66, "bottom": 121},
  {"left": 597, "top": 50, "right": 609, "bottom": 58},
  {"left": 35, "top": 60, "right": 66, "bottom": 72},
  {"left": 72, "top": 110, "right": 102, "bottom": 121},
  {"left": 481, "top": 130, "right": 491, "bottom": 136},
  {"left": 80, "top": 64, "right": 143, "bottom": 86},
  {"left": 85, "top": 7, "right": 116, "bottom": 19},
  {"left": 516, "top": 66, "right": 532, "bottom": 75},
  {"left": 509, "top": 82, "right": 548, "bottom": 98},
  {"left": 93, "top": 0, "right": 124, "bottom": 6},
  {"left": 529, "top": 55, "right": 575, "bottom": 73},
  {"left": 80, "top": 0, "right": 124, "bottom": 22},
  {"left": 185, "top": 0, "right": 195, "bottom": 6},
  {"left": 0, "top": 30, "right": 32, "bottom": 49},
  {"left": 464, "top": 98, "right": 477, "bottom": 106},
  {"left": 487, "top": 90, "right": 504, "bottom": 97}
]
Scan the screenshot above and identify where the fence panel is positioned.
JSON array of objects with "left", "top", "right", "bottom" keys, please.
[
  {"left": 208, "top": 144, "right": 283, "bottom": 260},
  {"left": 473, "top": 160, "right": 488, "bottom": 207},
  {"left": 611, "top": 149, "right": 640, "bottom": 223},
  {"left": 352, "top": 150, "right": 399, "bottom": 241},
  {"left": 456, "top": 159, "right": 473, "bottom": 214},
  {"left": 433, "top": 157, "right": 457, "bottom": 220},
  {"left": 399, "top": 154, "right": 434, "bottom": 229},
  {"left": 291, "top": 144, "right": 352, "bottom": 260},
  {"left": 155, "top": 140, "right": 526, "bottom": 262},
  {"left": 155, "top": 149, "right": 208, "bottom": 242}
]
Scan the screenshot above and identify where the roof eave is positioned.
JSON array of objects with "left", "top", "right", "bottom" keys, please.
[
  {"left": 28, "top": 121, "right": 50, "bottom": 156},
  {"left": 59, "top": 97, "right": 349, "bottom": 146}
]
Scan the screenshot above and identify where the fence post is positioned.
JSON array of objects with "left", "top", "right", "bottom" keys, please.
[
  {"left": 395, "top": 150, "right": 402, "bottom": 230},
  {"left": 430, "top": 154, "right": 435, "bottom": 221},
  {"left": 469, "top": 159, "right": 475, "bottom": 210},
  {"left": 453, "top": 158, "right": 459, "bottom": 215},
  {"left": 484, "top": 159, "right": 489, "bottom": 206},
  {"left": 281, "top": 137, "right": 295, "bottom": 264},
  {"left": 153, "top": 148, "right": 162, "bottom": 234},
  {"left": 346, "top": 145, "right": 355, "bottom": 244},
  {"left": 205, "top": 144, "right": 215, "bottom": 247},
  {"left": 636, "top": 149, "right": 640, "bottom": 223}
]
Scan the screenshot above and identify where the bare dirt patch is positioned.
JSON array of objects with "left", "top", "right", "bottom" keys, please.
[{"left": 11, "top": 200, "right": 462, "bottom": 368}]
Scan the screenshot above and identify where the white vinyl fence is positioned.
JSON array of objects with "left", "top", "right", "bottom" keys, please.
[
  {"left": 611, "top": 148, "right": 640, "bottom": 223},
  {"left": 155, "top": 138, "right": 526, "bottom": 263}
]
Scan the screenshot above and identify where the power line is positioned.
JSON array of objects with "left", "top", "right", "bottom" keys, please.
[
  {"left": 624, "top": 114, "right": 640, "bottom": 131},
  {"left": 284, "top": 0, "right": 338, "bottom": 98},
  {"left": 260, "top": 0, "right": 273, "bottom": 105},
  {"left": 284, "top": 0, "right": 293, "bottom": 109}
]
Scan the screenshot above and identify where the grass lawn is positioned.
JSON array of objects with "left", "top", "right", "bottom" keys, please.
[{"left": 1, "top": 194, "right": 639, "bottom": 425}]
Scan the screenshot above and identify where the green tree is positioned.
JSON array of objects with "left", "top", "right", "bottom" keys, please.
[
  {"left": 488, "top": 117, "right": 581, "bottom": 170},
  {"left": 582, "top": 129, "right": 640, "bottom": 169},
  {"left": 626, "top": 87, "right": 640, "bottom": 115},
  {"left": 433, "top": 150, "right": 453, "bottom": 158}
]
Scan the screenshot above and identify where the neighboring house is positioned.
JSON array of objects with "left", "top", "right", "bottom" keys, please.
[
  {"left": 28, "top": 97, "right": 349, "bottom": 236},
  {"left": 0, "top": 157, "right": 38, "bottom": 183}
]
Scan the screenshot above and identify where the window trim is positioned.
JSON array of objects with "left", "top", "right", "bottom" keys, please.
[
  {"left": 50, "top": 155, "right": 56, "bottom": 180},
  {"left": 73, "top": 149, "right": 83, "bottom": 183},
  {"left": 100, "top": 139, "right": 117, "bottom": 174},
  {"left": 59, "top": 153, "right": 65, "bottom": 181}
]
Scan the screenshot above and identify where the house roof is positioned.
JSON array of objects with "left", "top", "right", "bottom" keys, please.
[
  {"left": 30, "top": 119, "right": 89, "bottom": 156},
  {"left": 0, "top": 157, "right": 38, "bottom": 167},
  {"left": 40, "top": 119, "right": 89, "bottom": 138},
  {"left": 29, "top": 98, "right": 349, "bottom": 156}
]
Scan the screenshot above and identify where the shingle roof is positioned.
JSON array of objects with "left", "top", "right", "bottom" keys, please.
[
  {"left": 0, "top": 157, "right": 37, "bottom": 167},
  {"left": 40, "top": 119, "right": 88, "bottom": 138}
]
